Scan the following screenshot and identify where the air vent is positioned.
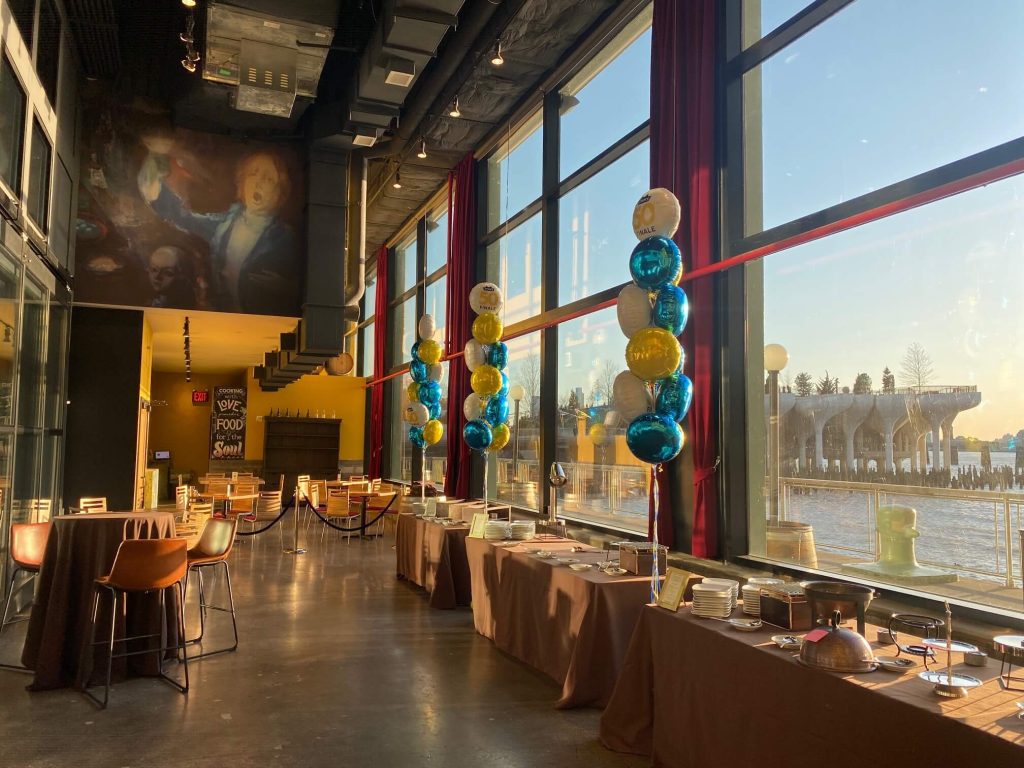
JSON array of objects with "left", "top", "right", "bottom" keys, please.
[{"left": 235, "top": 39, "right": 297, "bottom": 118}]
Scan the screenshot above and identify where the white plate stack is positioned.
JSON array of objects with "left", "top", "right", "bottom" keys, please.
[
  {"left": 510, "top": 521, "right": 536, "bottom": 540},
  {"left": 484, "top": 521, "right": 510, "bottom": 540},
  {"left": 741, "top": 578, "right": 784, "bottom": 617},
  {"left": 700, "top": 578, "right": 739, "bottom": 610},
  {"left": 691, "top": 582, "right": 734, "bottom": 619}
]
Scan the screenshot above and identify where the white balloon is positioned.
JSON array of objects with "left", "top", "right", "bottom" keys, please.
[
  {"left": 418, "top": 314, "right": 436, "bottom": 341},
  {"left": 612, "top": 371, "right": 653, "bottom": 421},
  {"left": 464, "top": 339, "right": 487, "bottom": 371},
  {"left": 427, "top": 364, "right": 444, "bottom": 383},
  {"left": 617, "top": 283, "right": 653, "bottom": 339},
  {"left": 603, "top": 409, "right": 620, "bottom": 428},
  {"left": 469, "top": 282, "right": 503, "bottom": 315},
  {"left": 403, "top": 403, "right": 429, "bottom": 426},
  {"left": 463, "top": 393, "right": 485, "bottom": 422},
  {"left": 632, "top": 187, "right": 681, "bottom": 240}
]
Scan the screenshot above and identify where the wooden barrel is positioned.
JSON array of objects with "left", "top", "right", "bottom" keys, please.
[{"left": 766, "top": 521, "right": 818, "bottom": 567}]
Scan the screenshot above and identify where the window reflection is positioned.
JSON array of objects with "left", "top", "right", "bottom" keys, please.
[
  {"left": 492, "top": 332, "right": 542, "bottom": 511},
  {"left": 426, "top": 210, "right": 448, "bottom": 275},
  {"left": 393, "top": 237, "right": 418, "bottom": 297},
  {"left": 485, "top": 214, "right": 542, "bottom": 325},
  {"left": 27, "top": 120, "right": 52, "bottom": 232},
  {"left": 0, "top": 57, "right": 25, "bottom": 194},
  {"left": 486, "top": 113, "right": 543, "bottom": 231},
  {"left": 390, "top": 296, "right": 416, "bottom": 368}
]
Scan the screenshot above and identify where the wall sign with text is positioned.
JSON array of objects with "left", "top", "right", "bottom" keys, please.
[
  {"left": 210, "top": 386, "right": 246, "bottom": 460},
  {"left": 192, "top": 389, "right": 210, "bottom": 405}
]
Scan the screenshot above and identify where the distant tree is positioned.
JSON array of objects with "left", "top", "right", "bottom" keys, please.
[
  {"left": 900, "top": 342, "right": 934, "bottom": 389},
  {"left": 516, "top": 352, "right": 541, "bottom": 419},
  {"left": 815, "top": 371, "right": 839, "bottom": 395},
  {"left": 881, "top": 366, "right": 896, "bottom": 393},
  {"left": 794, "top": 372, "right": 813, "bottom": 397},
  {"left": 567, "top": 390, "right": 581, "bottom": 413},
  {"left": 594, "top": 360, "right": 618, "bottom": 408},
  {"left": 853, "top": 372, "right": 873, "bottom": 394}
]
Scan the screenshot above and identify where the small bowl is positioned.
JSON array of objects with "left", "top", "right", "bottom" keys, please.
[
  {"left": 964, "top": 651, "right": 988, "bottom": 667},
  {"left": 601, "top": 567, "right": 628, "bottom": 576},
  {"left": 771, "top": 634, "right": 803, "bottom": 650},
  {"left": 569, "top": 563, "right": 593, "bottom": 572},
  {"left": 535, "top": 551, "right": 556, "bottom": 559},
  {"left": 556, "top": 557, "right": 580, "bottom": 565},
  {"left": 876, "top": 629, "right": 897, "bottom": 646},
  {"left": 875, "top": 657, "right": 916, "bottom": 673},
  {"left": 729, "top": 618, "right": 762, "bottom": 632}
]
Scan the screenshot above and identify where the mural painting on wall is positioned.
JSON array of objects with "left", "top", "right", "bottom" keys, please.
[{"left": 75, "top": 91, "right": 304, "bottom": 317}]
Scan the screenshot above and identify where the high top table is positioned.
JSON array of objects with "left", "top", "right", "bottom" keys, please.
[
  {"left": 600, "top": 603, "right": 1024, "bottom": 767},
  {"left": 395, "top": 514, "right": 472, "bottom": 609},
  {"left": 22, "top": 510, "right": 178, "bottom": 690},
  {"left": 465, "top": 536, "right": 655, "bottom": 709}
]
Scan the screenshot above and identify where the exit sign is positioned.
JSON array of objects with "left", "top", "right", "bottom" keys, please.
[{"left": 192, "top": 389, "right": 210, "bottom": 405}]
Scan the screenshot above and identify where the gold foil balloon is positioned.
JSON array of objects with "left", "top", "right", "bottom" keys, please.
[
  {"left": 423, "top": 419, "right": 444, "bottom": 445},
  {"left": 589, "top": 423, "right": 608, "bottom": 446},
  {"left": 489, "top": 423, "right": 511, "bottom": 452},
  {"left": 417, "top": 338, "right": 443, "bottom": 365},
  {"left": 406, "top": 381, "right": 420, "bottom": 403},
  {"left": 471, "top": 364, "right": 503, "bottom": 396},
  {"left": 625, "top": 327, "right": 681, "bottom": 381},
  {"left": 472, "top": 313, "right": 503, "bottom": 345}
]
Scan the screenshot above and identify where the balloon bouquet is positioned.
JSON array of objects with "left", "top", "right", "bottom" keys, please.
[
  {"left": 615, "top": 188, "right": 693, "bottom": 599},
  {"left": 403, "top": 315, "right": 445, "bottom": 504},
  {"left": 461, "top": 282, "right": 511, "bottom": 515}
]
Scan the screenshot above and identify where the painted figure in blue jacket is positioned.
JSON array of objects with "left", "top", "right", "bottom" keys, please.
[{"left": 139, "top": 150, "right": 300, "bottom": 315}]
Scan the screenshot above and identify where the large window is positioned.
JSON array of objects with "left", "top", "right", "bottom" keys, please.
[
  {"left": 485, "top": 213, "right": 542, "bottom": 325},
  {"left": 27, "top": 118, "right": 51, "bottom": 231},
  {"left": 0, "top": 57, "right": 26, "bottom": 195},
  {"left": 357, "top": 270, "right": 376, "bottom": 377},
  {"left": 491, "top": 331, "right": 542, "bottom": 511},
  {"left": 36, "top": 0, "right": 60, "bottom": 105},
  {"left": 486, "top": 113, "right": 542, "bottom": 231}
]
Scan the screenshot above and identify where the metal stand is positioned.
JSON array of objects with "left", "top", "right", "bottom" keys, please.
[{"left": 283, "top": 486, "right": 306, "bottom": 555}]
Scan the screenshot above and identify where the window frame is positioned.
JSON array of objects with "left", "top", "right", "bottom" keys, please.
[
  {"left": 0, "top": 52, "right": 27, "bottom": 202},
  {"left": 25, "top": 114, "right": 51, "bottom": 234}
]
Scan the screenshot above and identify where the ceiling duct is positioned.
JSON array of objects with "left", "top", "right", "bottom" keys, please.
[{"left": 235, "top": 39, "right": 298, "bottom": 117}]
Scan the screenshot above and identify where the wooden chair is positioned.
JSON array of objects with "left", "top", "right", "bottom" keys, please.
[
  {"left": 323, "top": 487, "right": 356, "bottom": 543},
  {"left": 310, "top": 480, "right": 327, "bottom": 509},
  {"left": 177, "top": 501, "right": 213, "bottom": 547},
  {"left": 175, "top": 485, "right": 193, "bottom": 513},
  {"left": 348, "top": 475, "right": 367, "bottom": 482},
  {"left": 249, "top": 490, "right": 284, "bottom": 547},
  {"left": 79, "top": 497, "right": 108, "bottom": 513},
  {"left": 28, "top": 499, "right": 52, "bottom": 524},
  {"left": 359, "top": 487, "right": 398, "bottom": 538}
]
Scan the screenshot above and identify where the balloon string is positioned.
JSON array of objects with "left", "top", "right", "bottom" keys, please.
[{"left": 651, "top": 462, "right": 661, "bottom": 602}]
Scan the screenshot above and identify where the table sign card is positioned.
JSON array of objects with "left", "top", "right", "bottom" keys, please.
[
  {"left": 424, "top": 502, "right": 437, "bottom": 519},
  {"left": 657, "top": 567, "right": 693, "bottom": 612},
  {"left": 468, "top": 512, "right": 489, "bottom": 539}
]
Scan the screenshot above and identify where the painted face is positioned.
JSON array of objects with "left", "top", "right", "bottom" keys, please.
[
  {"left": 148, "top": 247, "right": 180, "bottom": 292},
  {"left": 240, "top": 155, "right": 284, "bottom": 215}
]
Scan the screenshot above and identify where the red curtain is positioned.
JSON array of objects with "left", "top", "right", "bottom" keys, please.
[
  {"left": 650, "top": 0, "right": 718, "bottom": 557},
  {"left": 444, "top": 153, "right": 476, "bottom": 498},
  {"left": 368, "top": 244, "right": 389, "bottom": 479}
]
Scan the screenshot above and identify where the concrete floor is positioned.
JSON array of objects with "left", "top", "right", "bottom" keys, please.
[{"left": 0, "top": 529, "right": 646, "bottom": 768}]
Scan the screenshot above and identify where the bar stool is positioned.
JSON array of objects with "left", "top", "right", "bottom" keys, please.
[
  {"left": 81, "top": 538, "right": 189, "bottom": 709},
  {"left": 184, "top": 518, "right": 238, "bottom": 659},
  {"left": 0, "top": 522, "right": 51, "bottom": 671}
]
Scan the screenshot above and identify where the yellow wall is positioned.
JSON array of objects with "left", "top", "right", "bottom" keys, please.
[{"left": 245, "top": 370, "right": 367, "bottom": 461}]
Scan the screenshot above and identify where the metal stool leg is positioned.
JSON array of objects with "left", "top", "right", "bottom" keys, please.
[{"left": 0, "top": 567, "right": 22, "bottom": 636}]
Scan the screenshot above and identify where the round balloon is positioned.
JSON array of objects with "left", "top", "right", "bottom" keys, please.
[
  {"left": 603, "top": 409, "right": 620, "bottom": 428},
  {"left": 471, "top": 365, "right": 503, "bottom": 397},
  {"left": 589, "top": 423, "right": 608, "bottom": 446},
  {"left": 403, "top": 402, "right": 429, "bottom": 426},
  {"left": 612, "top": 371, "right": 653, "bottom": 421},
  {"left": 464, "top": 339, "right": 487, "bottom": 371},
  {"left": 463, "top": 419, "right": 493, "bottom": 451},
  {"left": 406, "top": 381, "right": 420, "bottom": 403},
  {"left": 410, "top": 358, "right": 429, "bottom": 383},
  {"left": 656, "top": 373, "right": 693, "bottom": 422},
  {"left": 409, "top": 426, "right": 426, "bottom": 448},
  {"left": 497, "top": 371, "right": 509, "bottom": 398},
  {"left": 625, "top": 327, "right": 682, "bottom": 381},
  {"left": 652, "top": 285, "right": 689, "bottom": 336},
  {"left": 488, "top": 423, "right": 511, "bottom": 452},
  {"left": 418, "top": 314, "right": 436, "bottom": 341},
  {"left": 626, "top": 413, "right": 684, "bottom": 464},
  {"left": 617, "top": 283, "right": 653, "bottom": 339},
  {"left": 469, "top": 282, "right": 503, "bottom": 315},
  {"left": 410, "top": 340, "right": 422, "bottom": 362},
  {"left": 632, "top": 187, "right": 682, "bottom": 240},
  {"left": 487, "top": 341, "right": 508, "bottom": 369},
  {"left": 423, "top": 419, "right": 443, "bottom": 445},
  {"left": 463, "top": 393, "right": 485, "bottom": 422},
  {"left": 418, "top": 380, "right": 442, "bottom": 407},
  {"left": 629, "top": 236, "right": 683, "bottom": 291},
  {"left": 417, "top": 338, "right": 443, "bottom": 365},
  {"left": 472, "top": 313, "right": 503, "bottom": 345},
  {"left": 427, "top": 363, "right": 444, "bottom": 383},
  {"left": 427, "top": 401, "right": 442, "bottom": 420},
  {"left": 485, "top": 395, "right": 509, "bottom": 425}
]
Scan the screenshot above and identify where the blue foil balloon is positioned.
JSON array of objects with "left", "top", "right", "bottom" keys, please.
[
  {"left": 463, "top": 419, "right": 493, "bottom": 451},
  {"left": 629, "top": 236, "right": 682, "bottom": 291},
  {"left": 656, "top": 373, "right": 693, "bottom": 422},
  {"left": 409, "top": 426, "right": 426, "bottom": 448},
  {"left": 410, "top": 340, "right": 422, "bottom": 361},
  {"left": 497, "top": 371, "right": 510, "bottom": 398},
  {"left": 487, "top": 342, "right": 508, "bottom": 369},
  {"left": 485, "top": 395, "right": 509, "bottom": 425},
  {"left": 427, "top": 401, "right": 442, "bottom": 420},
  {"left": 626, "top": 413, "right": 684, "bottom": 464},
  {"left": 652, "top": 285, "right": 689, "bottom": 336},
  {"left": 410, "top": 358, "right": 429, "bottom": 383},
  {"left": 418, "top": 380, "right": 442, "bottom": 407}
]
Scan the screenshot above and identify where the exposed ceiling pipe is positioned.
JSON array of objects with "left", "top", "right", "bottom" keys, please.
[{"left": 343, "top": 156, "right": 368, "bottom": 337}]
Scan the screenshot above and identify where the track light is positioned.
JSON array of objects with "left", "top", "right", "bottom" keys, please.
[
  {"left": 448, "top": 96, "right": 461, "bottom": 118},
  {"left": 182, "top": 0, "right": 197, "bottom": 7},
  {"left": 179, "top": 32, "right": 193, "bottom": 44},
  {"left": 417, "top": 139, "right": 427, "bottom": 159},
  {"left": 182, "top": 57, "right": 197, "bottom": 72},
  {"left": 187, "top": 48, "right": 200, "bottom": 63},
  {"left": 393, "top": 171, "right": 402, "bottom": 190},
  {"left": 491, "top": 41, "right": 504, "bottom": 67}
]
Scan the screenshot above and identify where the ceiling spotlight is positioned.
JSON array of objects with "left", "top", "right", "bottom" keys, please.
[
  {"left": 179, "top": 32, "right": 193, "bottom": 44},
  {"left": 182, "top": 0, "right": 197, "bottom": 7},
  {"left": 448, "top": 96, "right": 461, "bottom": 118},
  {"left": 417, "top": 139, "right": 427, "bottom": 159},
  {"left": 393, "top": 171, "right": 402, "bottom": 190},
  {"left": 491, "top": 41, "right": 504, "bottom": 67},
  {"left": 181, "top": 57, "right": 197, "bottom": 73},
  {"left": 187, "top": 48, "right": 201, "bottom": 63}
]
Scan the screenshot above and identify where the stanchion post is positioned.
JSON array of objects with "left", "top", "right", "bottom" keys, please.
[{"left": 283, "top": 485, "right": 306, "bottom": 555}]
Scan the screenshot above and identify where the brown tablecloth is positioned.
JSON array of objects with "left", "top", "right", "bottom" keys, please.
[
  {"left": 600, "top": 604, "right": 1024, "bottom": 767},
  {"left": 23, "top": 510, "right": 178, "bottom": 690},
  {"left": 465, "top": 536, "right": 653, "bottom": 709},
  {"left": 395, "top": 515, "right": 472, "bottom": 610}
]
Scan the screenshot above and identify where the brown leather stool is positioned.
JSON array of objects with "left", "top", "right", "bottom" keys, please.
[
  {"left": 0, "top": 522, "right": 50, "bottom": 671},
  {"left": 185, "top": 518, "right": 238, "bottom": 659}
]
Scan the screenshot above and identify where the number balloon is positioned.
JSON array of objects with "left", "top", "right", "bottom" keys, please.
[
  {"left": 632, "top": 188, "right": 682, "bottom": 240},
  {"left": 469, "top": 282, "right": 503, "bottom": 315}
]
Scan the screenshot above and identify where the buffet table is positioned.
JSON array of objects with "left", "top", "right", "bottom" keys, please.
[
  {"left": 395, "top": 514, "right": 472, "bottom": 610},
  {"left": 23, "top": 511, "right": 179, "bottom": 690},
  {"left": 600, "top": 604, "right": 1024, "bottom": 767},
  {"left": 465, "top": 536, "right": 653, "bottom": 709}
]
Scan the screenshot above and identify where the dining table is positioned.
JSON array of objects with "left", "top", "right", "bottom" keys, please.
[
  {"left": 22, "top": 510, "right": 179, "bottom": 691},
  {"left": 464, "top": 535, "right": 656, "bottom": 709},
  {"left": 348, "top": 489, "right": 396, "bottom": 539},
  {"left": 599, "top": 603, "right": 1024, "bottom": 767},
  {"left": 395, "top": 514, "right": 472, "bottom": 609}
]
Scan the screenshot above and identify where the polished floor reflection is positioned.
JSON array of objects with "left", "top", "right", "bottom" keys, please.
[{"left": 0, "top": 528, "right": 644, "bottom": 767}]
